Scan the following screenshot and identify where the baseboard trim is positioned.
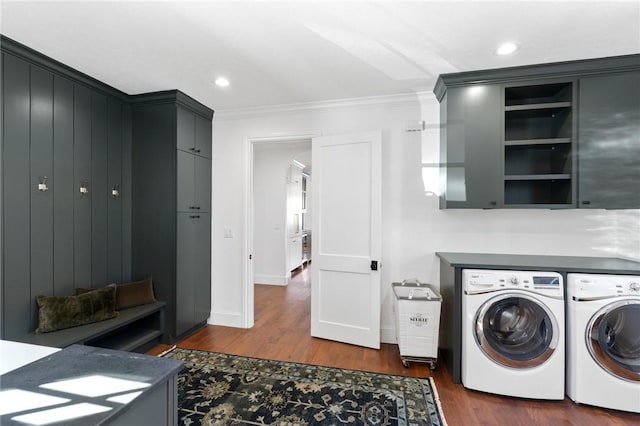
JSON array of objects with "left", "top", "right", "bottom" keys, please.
[
  {"left": 380, "top": 326, "right": 397, "bottom": 345},
  {"left": 254, "top": 274, "right": 288, "bottom": 286},
  {"left": 208, "top": 311, "right": 243, "bottom": 328}
]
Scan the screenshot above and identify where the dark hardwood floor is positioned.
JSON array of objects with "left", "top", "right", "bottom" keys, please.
[{"left": 148, "top": 266, "right": 638, "bottom": 425}]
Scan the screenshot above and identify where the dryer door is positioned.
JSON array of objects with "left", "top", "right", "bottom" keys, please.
[
  {"left": 475, "top": 293, "right": 559, "bottom": 368},
  {"left": 587, "top": 300, "right": 640, "bottom": 382}
]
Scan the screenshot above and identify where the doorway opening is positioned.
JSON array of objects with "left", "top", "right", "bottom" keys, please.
[{"left": 245, "top": 134, "right": 315, "bottom": 328}]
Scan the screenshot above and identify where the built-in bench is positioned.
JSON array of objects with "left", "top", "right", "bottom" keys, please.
[{"left": 14, "top": 301, "right": 166, "bottom": 353}]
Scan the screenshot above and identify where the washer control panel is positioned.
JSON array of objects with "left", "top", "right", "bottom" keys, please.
[
  {"left": 568, "top": 273, "right": 640, "bottom": 298},
  {"left": 463, "top": 269, "right": 563, "bottom": 297}
]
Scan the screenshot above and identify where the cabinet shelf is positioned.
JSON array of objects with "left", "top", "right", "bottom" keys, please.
[
  {"left": 503, "top": 81, "right": 574, "bottom": 207},
  {"left": 505, "top": 174, "right": 571, "bottom": 181},
  {"left": 504, "top": 138, "right": 571, "bottom": 146},
  {"left": 505, "top": 82, "right": 573, "bottom": 106},
  {"left": 505, "top": 101, "right": 571, "bottom": 111}
]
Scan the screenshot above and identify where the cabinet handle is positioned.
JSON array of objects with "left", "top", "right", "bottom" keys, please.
[
  {"left": 489, "top": 201, "right": 497, "bottom": 206},
  {"left": 195, "top": 149, "right": 201, "bottom": 153},
  {"left": 189, "top": 206, "right": 201, "bottom": 210},
  {"left": 189, "top": 147, "right": 196, "bottom": 151},
  {"left": 189, "top": 215, "right": 200, "bottom": 219},
  {"left": 582, "top": 200, "right": 591, "bottom": 205}
]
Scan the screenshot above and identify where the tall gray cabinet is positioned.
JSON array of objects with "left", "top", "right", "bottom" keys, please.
[{"left": 131, "top": 92, "right": 213, "bottom": 342}]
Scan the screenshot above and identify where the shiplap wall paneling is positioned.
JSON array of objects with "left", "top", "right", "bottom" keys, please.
[
  {"left": 2, "top": 53, "right": 31, "bottom": 338},
  {"left": 91, "top": 92, "right": 108, "bottom": 287},
  {"left": 52, "top": 75, "right": 75, "bottom": 296},
  {"left": 29, "top": 65, "right": 54, "bottom": 330},
  {"left": 107, "top": 98, "right": 124, "bottom": 284},
  {"left": 73, "top": 84, "right": 92, "bottom": 287}
]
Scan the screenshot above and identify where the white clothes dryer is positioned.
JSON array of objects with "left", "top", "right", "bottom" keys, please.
[
  {"left": 567, "top": 274, "right": 640, "bottom": 413},
  {"left": 462, "top": 269, "right": 565, "bottom": 399}
]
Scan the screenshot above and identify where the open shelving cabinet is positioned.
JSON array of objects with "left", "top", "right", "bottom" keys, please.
[{"left": 503, "top": 82, "right": 575, "bottom": 207}]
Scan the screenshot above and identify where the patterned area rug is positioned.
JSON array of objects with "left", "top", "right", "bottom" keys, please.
[{"left": 161, "top": 347, "right": 447, "bottom": 426}]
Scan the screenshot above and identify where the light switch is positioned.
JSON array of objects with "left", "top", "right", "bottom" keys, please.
[{"left": 224, "top": 227, "right": 233, "bottom": 238}]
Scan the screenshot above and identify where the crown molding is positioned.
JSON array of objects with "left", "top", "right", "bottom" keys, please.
[
  {"left": 1, "top": 34, "right": 214, "bottom": 118},
  {"left": 215, "top": 92, "right": 423, "bottom": 119},
  {"left": 129, "top": 90, "right": 214, "bottom": 120},
  {"left": 1, "top": 34, "right": 131, "bottom": 103},
  {"left": 433, "top": 54, "right": 640, "bottom": 101}
]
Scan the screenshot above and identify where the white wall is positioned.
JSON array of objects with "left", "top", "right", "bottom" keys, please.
[
  {"left": 253, "top": 142, "right": 310, "bottom": 285},
  {"left": 210, "top": 93, "right": 640, "bottom": 339}
]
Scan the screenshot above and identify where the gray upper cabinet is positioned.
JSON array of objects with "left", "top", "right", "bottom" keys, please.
[
  {"left": 195, "top": 114, "right": 212, "bottom": 159},
  {"left": 434, "top": 54, "right": 640, "bottom": 209},
  {"left": 439, "top": 84, "right": 502, "bottom": 208},
  {"left": 578, "top": 71, "right": 640, "bottom": 209},
  {"left": 177, "top": 105, "right": 212, "bottom": 159}
]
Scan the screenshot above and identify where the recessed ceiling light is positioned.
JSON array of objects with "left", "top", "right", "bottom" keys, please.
[
  {"left": 496, "top": 42, "right": 518, "bottom": 55},
  {"left": 215, "top": 77, "right": 230, "bottom": 87}
]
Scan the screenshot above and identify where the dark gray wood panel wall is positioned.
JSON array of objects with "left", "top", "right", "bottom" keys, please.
[
  {"left": 2, "top": 36, "right": 213, "bottom": 343},
  {"left": 1, "top": 41, "right": 134, "bottom": 338}
]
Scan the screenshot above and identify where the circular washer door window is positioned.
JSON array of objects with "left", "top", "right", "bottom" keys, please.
[
  {"left": 475, "top": 294, "right": 559, "bottom": 368},
  {"left": 587, "top": 300, "right": 640, "bottom": 383}
]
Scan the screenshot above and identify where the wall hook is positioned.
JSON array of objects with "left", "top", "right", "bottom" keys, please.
[
  {"left": 38, "top": 176, "right": 49, "bottom": 192},
  {"left": 79, "top": 181, "right": 89, "bottom": 195}
]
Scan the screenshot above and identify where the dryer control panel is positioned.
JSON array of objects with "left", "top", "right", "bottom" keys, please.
[
  {"left": 463, "top": 269, "right": 563, "bottom": 298},
  {"left": 568, "top": 273, "right": 640, "bottom": 299}
]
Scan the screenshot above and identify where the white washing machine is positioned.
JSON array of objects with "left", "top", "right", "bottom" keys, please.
[
  {"left": 567, "top": 273, "right": 640, "bottom": 413},
  {"left": 462, "top": 269, "right": 565, "bottom": 399}
]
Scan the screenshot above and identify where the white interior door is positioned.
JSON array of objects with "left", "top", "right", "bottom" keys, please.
[{"left": 311, "top": 131, "right": 381, "bottom": 349}]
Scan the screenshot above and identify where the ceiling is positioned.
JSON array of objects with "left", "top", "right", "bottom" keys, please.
[{"left": 1, "top": 1, "right": 639, "bottom": 112}]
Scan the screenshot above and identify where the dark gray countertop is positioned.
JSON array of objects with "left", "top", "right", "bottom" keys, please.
[
  {"left": 436, "top": 252, "right": 640, "bottom": 274},
  {"left": 0, "top": 344, "right": 183, "bottom": 425}
]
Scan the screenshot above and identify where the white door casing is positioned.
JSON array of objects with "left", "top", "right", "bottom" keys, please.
[{"left": 311, "top": 131, "right": 382, "bottom": 349}]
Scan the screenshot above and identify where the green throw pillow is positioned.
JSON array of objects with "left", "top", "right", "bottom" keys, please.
[{"left": 35, "top": 284, "right": 118, "bottom": 333}]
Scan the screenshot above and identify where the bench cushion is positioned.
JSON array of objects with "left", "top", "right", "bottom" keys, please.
[{"left": 35, "top": 284, "right": 118, "bottom": 333}]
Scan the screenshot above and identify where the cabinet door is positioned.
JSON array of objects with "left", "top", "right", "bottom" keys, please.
[
  {"left": 176, "top": 105, "right": 195, "bottom": 153},
  {"left": 578, "top": 72, "right": 640, "bottom": 209},
  {"left": 194, "top": 213, "right": 211, "bottom": 324},
  {"left": 195, "top": 156, "right": 211, "bottom": 212},
  {"left": 178, "top": 151, "right": 211, "bottom": 212},
  {"left": 442, "top": 85, "right": 502, "bottom": 208},
  {"left": 176, "top": 212, "right": 197, "bottom": 336},
  {"left": 177, "top": 150, "right": 194, "bottom": 212},
  {"left": 195, "top": 114, "right": 212, "bottom": 159},
  {"left": 288, "top": 237, "right": 302, "bottom": 271}
]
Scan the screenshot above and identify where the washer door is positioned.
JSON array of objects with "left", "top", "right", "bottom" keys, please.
[
  {"left": 475, "top": 293, "right": 559, "bottom": 368},
  {"left": 587, "top": 300, "right": 640, "bottom": 383}
]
